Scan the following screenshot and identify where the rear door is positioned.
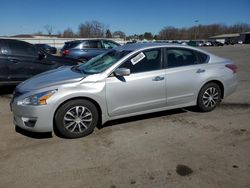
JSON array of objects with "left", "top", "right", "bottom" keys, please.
[
  {"left": 81, "top": 40, "right": 106, "bottom": 59},
  {"left": 0, "top": 40, "right": 9, "bottom": 83},
  {"left": 164, "top": 47, "right": 209, "bottom": 106}
]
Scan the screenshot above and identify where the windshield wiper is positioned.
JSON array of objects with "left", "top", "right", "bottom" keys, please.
[{"left": 71, "top": 65, "right": 83, "bottom": 73}]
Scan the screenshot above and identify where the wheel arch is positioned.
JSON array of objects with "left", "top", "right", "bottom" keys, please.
[
  {"left": 53, "top": 96, "right": 103, "bottom": 131},
  {"left": 198, "top": 80, "right": 224, "bottom": 99}
]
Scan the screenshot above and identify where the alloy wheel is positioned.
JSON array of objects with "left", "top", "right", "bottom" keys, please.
[
  {"left": 63, "top": 106, "right": 93, "bottom": 133},
  {"left": 202, "top": 87, "right": 219, "bottom": 108}
]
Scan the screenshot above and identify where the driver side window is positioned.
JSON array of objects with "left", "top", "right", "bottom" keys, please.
[
  {"left": 7, "top": 40, "right": 37, "bottom": 57},
  {"left": 119, "top": 48, "right": 162, "bottom": 74}
]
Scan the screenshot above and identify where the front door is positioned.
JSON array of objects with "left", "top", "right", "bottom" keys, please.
[
  {"left": 0, "top": 40, "right": 9, "bottom": 83},
  {"left": 6, "top": 40, "right": 37, "bottom": 82},
  {"left": 106, "top": 48, "right": 166, "bottom": 117}
]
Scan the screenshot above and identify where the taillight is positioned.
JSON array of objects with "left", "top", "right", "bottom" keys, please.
[
  {"left": 225, "top": 64, "right": 237, "bottom": 73},
  {"left": 63, "top": 49, "right": 70, "bottom": 55}
]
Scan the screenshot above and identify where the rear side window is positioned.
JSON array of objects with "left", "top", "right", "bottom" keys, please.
[
  {"left": 166, "top": 48, "right": 199, "bottom": 68},
  {"left": 87, "top": 40, "right": 102, "bottom": 49},
  {"left": 103, "top": 40, "right": 119, "bottom": 49},
  {"left": 7, "top": 40, "right": 37, "bottom": 56},
  {"left": 197, "top": 51, "right": 209, "bottom": 63},
  {"left": 63, "top": 41, "right": 81, "bottom": 49},
  {"left": 120, "top": 48, "right": 162, "bottom": 74}
]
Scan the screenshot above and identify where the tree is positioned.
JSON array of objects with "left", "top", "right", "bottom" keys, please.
[
  {"left": 44, "top": 25, "right": 54, "bottom": 35},
  {"left": 33, "top": 31, "right": 43, "bottom": 35},
  {"left": 105, "top": 29, "right": 112, "bottom": 38},
  {"left": 62, "top": 28, "right": 75, "bottom": 38},
  {"left": 113, "top": 31, "right": 126, "bottom": 39},
  {"left": 143, "top": 32, "right": 153, "bottom": 40},
  {"left": 78, "top": 20, "right": 106, "bottom": 38}
]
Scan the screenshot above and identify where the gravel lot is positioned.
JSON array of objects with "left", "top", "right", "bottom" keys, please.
[{"left": 0, "top": 45, "right": 250, "bottom": 188}]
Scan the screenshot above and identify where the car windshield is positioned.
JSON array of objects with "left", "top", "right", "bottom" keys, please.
[{"left": 79, "top": 49, "right": 131, "bottom": 74}]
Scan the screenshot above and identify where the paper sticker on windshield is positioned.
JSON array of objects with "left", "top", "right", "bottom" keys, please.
[{"left": 131, "top": 52, "right": 145, "bottom": 65}]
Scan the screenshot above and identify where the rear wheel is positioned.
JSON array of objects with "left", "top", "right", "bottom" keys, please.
[
  {"left": 197, "top": 83, "right": 222, "bottom": 112},
  {"left": 55, "top": 99, "right": 98, "bottom": 138}
]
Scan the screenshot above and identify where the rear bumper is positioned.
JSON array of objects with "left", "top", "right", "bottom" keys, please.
[{"left": 224, "top": 74, "right": 238, "bottom": 98}]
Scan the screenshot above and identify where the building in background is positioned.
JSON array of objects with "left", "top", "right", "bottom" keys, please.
[
  {"left": 239, "top": 32, "right": 250, "bottom": 44},
  {"left": 209, "top": 32, "right": 250, "bottom": 44}
]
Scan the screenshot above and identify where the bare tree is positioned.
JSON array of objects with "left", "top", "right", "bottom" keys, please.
[
  {"left": 158, "top": 23, "right": 250, "bottom": 40},
  {"left": 113, "top": 31, "right": 126, "bottom": 39},
  {"left": 62, "top": 28, "right": 75, "bottom": 38},
  {"left": 44, "top": 25, "right": 54, "bottom": 35},
  {"left": 78, "top": 21, "right": 106, "bottom": 38},
  {"left": 33, "top": 31, "right": 43, "bottom": 35},
  {"left": 105, "top": 29, "right": 112, "bottom": 38}
]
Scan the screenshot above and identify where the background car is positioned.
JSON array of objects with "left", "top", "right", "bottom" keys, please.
[
  {"left": 34, "top": 43, "right": 57, "bottom": 54},
  {"left": 187, "top": 40, "right": 204, "bottom": 47},
  {"left": 210, "top": 41, "right": 224, "bottom": 46},
  {"left": 60, "top": 39, "right": 120, "bottom": 63},
  {"left": 0, "top": 39, "right": 79, "bottom": 86}
]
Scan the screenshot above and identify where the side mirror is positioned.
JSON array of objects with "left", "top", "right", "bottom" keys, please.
[
  {"left": 38, "top": 52, "right": 46, "bottom": 60},
  {"left": 114, "top": 68, "right": 130, "bottom": 77}
]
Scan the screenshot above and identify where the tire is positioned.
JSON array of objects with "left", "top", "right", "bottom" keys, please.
[
  {"left": 197, "top": 83, "right": 222, "bottom": 112},
  {"left": 55, "top": 99, "right": 99, "bottom": 138}
]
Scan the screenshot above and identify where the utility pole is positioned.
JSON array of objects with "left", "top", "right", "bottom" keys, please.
[{"left": 194, "top": 20, "right": 199, "bottom": 40}]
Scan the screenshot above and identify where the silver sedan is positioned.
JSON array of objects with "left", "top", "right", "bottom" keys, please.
[{"left": 11, "top": 43, "right": 238, "bottom": 138}]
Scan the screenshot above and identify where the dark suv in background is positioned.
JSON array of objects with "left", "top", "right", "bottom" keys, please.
[
  {"left": 0, "top": 39, "right": 79, "bottom": 86},
  {"left": 60, "top": 39, "right": 120, "bottom": 63},
  {"left": 34, "top": 43, "right": 57, "bottom": 54}
]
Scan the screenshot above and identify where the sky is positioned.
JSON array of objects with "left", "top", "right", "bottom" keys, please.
[{"left": 0, "top": 0, "right": 249, "bottom": 36}]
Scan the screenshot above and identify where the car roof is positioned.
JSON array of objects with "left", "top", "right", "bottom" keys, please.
[
  {"left": 115, "top": 42, "right": 195, "bottom": 51},
  {"left": 115, "top": 42, "right": 217, "bottom": 59},
  {"left": 65, "top": 39, "right": 114, "bottom": 43}
]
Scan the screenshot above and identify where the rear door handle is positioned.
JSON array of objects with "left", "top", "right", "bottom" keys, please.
[
  {"left": 9, "top": 59, "right": 20, "bottom": 64},
  {"left": 152, "top": 76, "right": 164, "bottom": 81},
  {"left": 196, "top": 69, "right": 205, "bottom": 73}
]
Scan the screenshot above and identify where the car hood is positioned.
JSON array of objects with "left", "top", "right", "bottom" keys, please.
[{"left": 17, "top": 66, "right": 85, "bottom": 92}]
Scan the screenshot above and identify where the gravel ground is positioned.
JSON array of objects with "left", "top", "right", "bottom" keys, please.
[{"left": 0, "top": 45, "right": 250, "bottom": 188}]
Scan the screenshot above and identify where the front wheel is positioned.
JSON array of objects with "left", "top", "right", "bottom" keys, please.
[
  {"left": 196, "top": 83, "right": 222, "bottom": 112},
  {"left": 55, "top": 99, "right": 99, "bottom": 138}
]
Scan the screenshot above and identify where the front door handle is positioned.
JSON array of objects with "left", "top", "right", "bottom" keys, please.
[
  {"left": 9, "top": 59, "right": 20, "bottom": 64},
  {"left": 152, "top": 76, "right": 164, "bottom": 81},
  {"left": 196, "top": 69, "right": 205, "bottom": 73}
]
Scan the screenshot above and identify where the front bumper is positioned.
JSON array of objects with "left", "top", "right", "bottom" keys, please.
[{"left": 11, "top": 100, "right": 54, "bottom": 133}]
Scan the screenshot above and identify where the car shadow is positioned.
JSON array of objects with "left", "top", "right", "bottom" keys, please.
[
  {"left": 15, "top": 126, "right": 53, "bottom": 139},
  {"left": 15, "top": 107, "right": 196, "bottom": 139},
  {"left": 100, "top": 108, "right": 188, "bottom": 129}
]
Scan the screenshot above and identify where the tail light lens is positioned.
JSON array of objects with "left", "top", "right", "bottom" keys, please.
[
  {"left": 62, "top": 49, "right": 70, "bottom": 55},
  {"left": 225, "top": 64, "right": 237, "bottom": 73}
]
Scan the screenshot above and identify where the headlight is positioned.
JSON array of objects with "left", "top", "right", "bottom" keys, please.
[{"left": 18, "top": 90, "right": 57, "bottom": 106}]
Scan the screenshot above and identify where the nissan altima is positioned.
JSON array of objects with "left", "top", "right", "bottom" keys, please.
[{"left": 10, "top": 43, "right": 238, "bottom": 138}]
